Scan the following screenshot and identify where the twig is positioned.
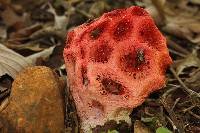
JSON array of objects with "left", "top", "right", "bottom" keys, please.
[
  {"left": 169, "top": 67, "right": 200, "bottom": 98},
  {"left": 167, "top": 84, "right": 181, "bottom": 88},
  {"left": 178, "top": 100, "right": 192, "bottom": 106},
  {"left": 64, "top": 77, "right": 79, "bottom": 133},
  {"left": 188, "top": 110, "right": 200, "bottom": 120},
  {"left": 170, "top": 98, "right": 180, "bottom": 112},
  {"left": 144, "top": 107, "right": 154, "bottom": 116},
  {"left": 166, "top": 116, "right": 178, "bottom": 132},
  {"left": 162, "top": 87, "right": 177, "bottom": 99},
  {"left": 169, "top": 49, "right": 186, "bottom": 58},
  {"left": 167, "top": 38, "right": 190, "bottom": 55},
  {"left": 160, "top": 98, "right": 185, "bottom": 133},
  {"left": 75, "top": 8, "right": 94, "bottom": 19},
  {"left": 161, "top": 87, "right": 185, "bottom": 132},
  {"left": 182, "top": 105, "right": 196, "bottom": 113}
]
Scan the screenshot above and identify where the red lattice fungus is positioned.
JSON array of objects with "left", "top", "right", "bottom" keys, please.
[{"left": 63, "top": 6, "right": 172, "bottom": 132}]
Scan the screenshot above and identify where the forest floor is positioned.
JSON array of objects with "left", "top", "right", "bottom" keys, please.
[{"left": 0, "top": 0, "right": 200, "bottom": 133}]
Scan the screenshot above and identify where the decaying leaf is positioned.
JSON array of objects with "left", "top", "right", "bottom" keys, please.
[
  {"left": 173, "top": 50, "right": 200, "bottom": 75},
  {"left": 0, "top": 6, "right": 23, "bottom": 27},
  {"left": 5, "top": 2, "right": 67, "bottom": 57},
  {"left": 134, "top": 120, "right": 152, "bottom": 133},
  {"left": 185, "top": 69, "right": 200, "bottom": 92},
  {"left": 89, "top": 1, "right": 110, "bottom": 18},
  {"left": 0, "top": 43, "right": 30, "bottom": 78},
  {"left": 164, "top": 2, "right": 200, "bottom": 44},
  {"left": 26, "top": 46, "right": 55, "bottom": 65},
  {"left": 190, "top": 0, "right": 200, "bottom": 5},
  {"left": 143, "top": 0, "right": 200, "bottom": 45},
  {"left": 0, "top": 26, "right": 7, "bottom": 40},
  {"left": 8, "top": 24, "right": 42, "bottom": 45},
  {"left": 47, "top": 2, "right": 69, "bottom": 30}
]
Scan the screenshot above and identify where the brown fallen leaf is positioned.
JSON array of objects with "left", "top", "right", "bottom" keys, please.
[
  {"left": 0, "top": 75, "right": 12, "bottom": 100},
  {"left": 89, "top": 1, "right": 110, "bottom": 18},
  {"left": 190, "top": 0, "right": 200, "bottom": 5},
  {"left": 0, "top": 6, "right": 23, "bottom": 27},
  {"left": 185, "top": 69, "right": 200, "bottom": 92},
  {"left": 0, "top": 66, "right": 65, "bottom": 133},
  {"left": 163, "top": 1, "right": 200, "bottom": 44},
  {"left": 26, "top": 46, "right": 55, "bottom": 65},
  {"left": 47, "top": 2, "right": 69, "bottom": 32},
  {"left": 8, "top": 24, "right": 42, "bottom": 44},
  {"left": 134, "top": 120, "right": 152, "bottom": 133},
  {"left": 0, "top": 26, "right": 7, "bottom": 40},
  {"left": 173, "top": 50, "right": 200, "bottom": 75},
  {"left": 143, "top": 0, "right": 200, "bottom": 45},
  {"left": 0, "top": 43, "right": 30, "bottom": 78}
]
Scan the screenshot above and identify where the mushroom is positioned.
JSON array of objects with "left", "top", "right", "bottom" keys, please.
[{"left": 63, "top": 6, "right": 172, "bottom": 133}]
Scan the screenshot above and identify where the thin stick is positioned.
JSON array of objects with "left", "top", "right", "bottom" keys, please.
[
  {"left": 167, "top": 38, "right": 190, "bottom": 55},
  {"left": 75, "top": 8, "right": 93, "bottom": 19},
  {"left": 169, "top": 67, "right": 200, "bottom": 98},
  {"left": 188, "top": 111, "right": 200, "bottom": 120},
  {"left": 161, "top": 98, "right": 185, "bottom": 133},
  {"left": 182, "top": 105, "right": 196, "bottom": 113},
  {"left": 166, "top": 116, "right": 178, "bottom": 132},
  {"left": 169, "top": 49, "right": 186, "bottom": 58},
  {"left": 171, "top": 98, "right": 180, "bottom": 112}
]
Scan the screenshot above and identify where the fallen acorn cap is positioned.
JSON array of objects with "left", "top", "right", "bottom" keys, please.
[{"left": 63, "top": 6, "right": 172, "bottom": 133}]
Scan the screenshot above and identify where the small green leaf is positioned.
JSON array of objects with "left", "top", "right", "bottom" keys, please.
[
  {"left": 156, "top": 127, "right": 172, "bottom": 133},
  {"left": 141, "top": 117, "right": 158, "bottom": 129},
  {"left": 107, "top": 130, "right": 119, "bottom": 133}
]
